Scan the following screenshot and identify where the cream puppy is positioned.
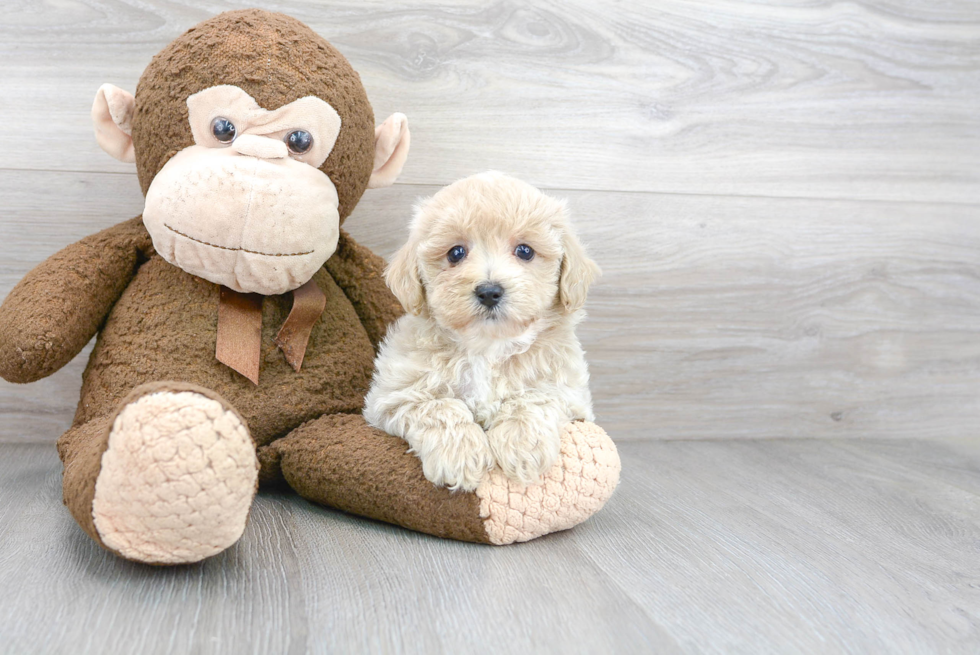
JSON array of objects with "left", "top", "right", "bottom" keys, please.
[{"left": 364, "top": 172, "right": 601, "bottom": 491}]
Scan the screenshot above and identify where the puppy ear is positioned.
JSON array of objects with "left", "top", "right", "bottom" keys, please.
[
  {"left": 386, "top": 239, "right": 426, "bottom": 315},
  {"left": 558, "top": 225, "right": 601, "bottom": 314}
]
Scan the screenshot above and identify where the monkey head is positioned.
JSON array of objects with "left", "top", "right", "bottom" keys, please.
[{"left": 91, "top": 10, "right": 410, "bottom": 295}]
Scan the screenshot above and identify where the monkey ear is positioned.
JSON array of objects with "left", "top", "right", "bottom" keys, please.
[
  {"left": 368, "top": 113, "right": 410, "bottom": 189},
  {"left": 558, "top": 224, "right": 601, "bottom": 314},
  {"left": 385, "top": 238, "right": 426, "bottom": 315},
  {"left": 92, "top": 83, "right": 136, "bottom": 163}
]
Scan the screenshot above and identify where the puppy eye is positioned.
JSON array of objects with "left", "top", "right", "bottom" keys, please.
[
  {"left": 286, "top": 130, "right": 313, "bottom": 154},
  {"left": 447, "top": 245, "right": 467, "bottom": 264},
  {"left": 211, "top": 117, "right": 236, "bottom": 143},
  {"left": 514, "top": 244, "right": 535, "bottom": 261}
]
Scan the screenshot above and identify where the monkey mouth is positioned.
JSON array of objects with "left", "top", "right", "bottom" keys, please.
[{"left": 164, "top": 223, "right": 314, "bottom": 257}]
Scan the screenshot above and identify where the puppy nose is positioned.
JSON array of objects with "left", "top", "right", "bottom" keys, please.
[
  {"left": 232, "top": 134, "right": 288, "bottom": 160},
  {"left": 474, "top": 283, "right": 504, "bottom": 308}
]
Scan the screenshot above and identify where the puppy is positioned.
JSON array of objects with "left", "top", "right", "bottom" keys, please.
[{"left": 364, "top": 172, "right": 601, "bottom": 491}]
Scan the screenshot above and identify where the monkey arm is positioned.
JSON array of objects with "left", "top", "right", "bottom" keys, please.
[
  {"left": 323, "top": 229, "right": 404, "bottom": 351},
  {"left": 0, "top": 217, "right": 152, "bottom": 383}
]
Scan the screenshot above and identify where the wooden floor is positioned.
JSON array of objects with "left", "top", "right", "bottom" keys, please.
[
  {"left": 1, "top": 1, "right": 979, "bottom": 653},
  {"left": 1, "top": 438, "right": 978, "bottom": 654}
]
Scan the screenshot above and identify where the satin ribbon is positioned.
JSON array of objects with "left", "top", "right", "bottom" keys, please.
[{"left": 215, "top": 279, "right": 327, "bottom": 384}]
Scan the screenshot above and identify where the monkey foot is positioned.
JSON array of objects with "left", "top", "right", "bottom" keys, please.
[
  {"left": 475, "top": 421, "right": 621, "bottom": 545},
  {"left": 91, "top": 385, "right": 258, "bottom": 564}
]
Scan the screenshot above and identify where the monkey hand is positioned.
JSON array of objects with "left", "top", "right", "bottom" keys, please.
[{"left": 0, "top": 218, "right": 148, "bottom": 383}]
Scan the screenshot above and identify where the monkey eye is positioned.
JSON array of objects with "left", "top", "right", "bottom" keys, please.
[
  {"left": 286, "top": 130, "right": 314, "bottom": 154},
  {"left": 447, "top": 245, "right": 467, "bottom": 264},
  {"left": 210, "top": 117, "right": 236, "bottom": 143},
  {"left": 514, "top": 244, "right": 535, "bottom": 261}
]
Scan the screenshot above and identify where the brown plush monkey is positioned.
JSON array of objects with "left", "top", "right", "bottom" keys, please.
[{"left": 0, "top": 10, "right": 619, "bottom": 564}]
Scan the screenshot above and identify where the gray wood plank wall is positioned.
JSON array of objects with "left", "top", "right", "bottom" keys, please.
[{"left": 1, "top": 0, "right": 978, "bottom": 443}]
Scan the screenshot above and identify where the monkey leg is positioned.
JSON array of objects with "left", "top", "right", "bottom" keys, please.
[
  {"left": 57, "top": 382, "right": 258, "bottom": 564},
  {"left": 264, "top": 414, "right": 621, "bottom": 544}
]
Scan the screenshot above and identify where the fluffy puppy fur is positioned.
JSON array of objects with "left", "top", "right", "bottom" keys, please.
[{"left": 364, "top": 171, "right": 601, "bottom": 491}]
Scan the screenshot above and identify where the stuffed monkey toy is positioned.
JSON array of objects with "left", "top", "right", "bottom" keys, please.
[{"left": 0, "top": 10, "right": 620, "bottom": 564}]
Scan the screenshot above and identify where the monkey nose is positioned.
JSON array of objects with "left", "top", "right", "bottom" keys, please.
[{"left": 232, "top": 134, "right": 288, "bottom": 160}]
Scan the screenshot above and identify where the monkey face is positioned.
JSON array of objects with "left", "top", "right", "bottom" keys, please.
[
  {"left": 142, "top": 85, "right": 343, "bottom": 295},
  {"left": 92, "top": 10, "right": 411, "bottom": 295}
]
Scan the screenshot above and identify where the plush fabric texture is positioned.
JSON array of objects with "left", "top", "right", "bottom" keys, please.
[
  {"left": 0, "top": 10, "right": 619, "bottom": 563},
  {"left": 56, "top": 380, "right": 254, "bottom": 558},
  {"left": 272, "top": 413, "right": 492, "bottom": 543},
  {"left": 68, "top": 220, "right": 378, "bottom": 443},
  {"left": 92, "top": 385, "right": 258, "bottom": 565},
  {"left": 143, "top": 141, "right": 341, "bottom": 294},
  {"left": 273, "top": 416, "right": 620, "bottom": 545},
  {"left": 0, "top": 217, "right": 151, "bottom": 383},
  {"left": 37, "top": 219, "right": 389, "bottom": 558},
  {"left": 92, "top": 83, "right": 136, "bottom": 163},
  {"left": 57, "top": 414, "right": 116, "bottom": 548},
  {"left": 368, "top": 113, "right": 411, "bottom": 189},
  {"left": 186, "top": 86, "right": 342, "bottom": 169},
  {"left": 324, "top": 230, "right": 403, "bottom": 349},
  {"left": 131, "top": 9, "right": 375, "bottom": 223},
  {"left": 476, "top": 421, "right": 621, "bottom": 545}
]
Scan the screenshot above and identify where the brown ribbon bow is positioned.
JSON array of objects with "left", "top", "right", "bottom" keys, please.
[{"left": 215, "top": 279, "right": 327, "bottom": 384}]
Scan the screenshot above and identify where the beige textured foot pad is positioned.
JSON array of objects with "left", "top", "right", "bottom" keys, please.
[
  {"left": 476, "top": 421, "right": 621, "bottom": 545},
  {"left": 92, "top": 391, "right": 258, "bottom": 564}
]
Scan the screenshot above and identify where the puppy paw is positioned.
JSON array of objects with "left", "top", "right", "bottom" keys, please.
[
  {"left": 415, "top": 422, "right": 494, "bottom": 492},
  {"left": 488, "top": 417, "right": 561, "bottom": 487}
]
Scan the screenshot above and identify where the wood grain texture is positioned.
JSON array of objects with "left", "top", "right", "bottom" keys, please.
[
  {"left": 2, "top": 172, "right": 977, "bottom": 443},
  {"left": 0, "top": 0, "right": 978, "bottom": 202},
  {"left": 1, "top": 439, "right": 978, "bottom": 654},
  {"left": 2, "top": 2, "right": 979, "bottom": 653}
]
